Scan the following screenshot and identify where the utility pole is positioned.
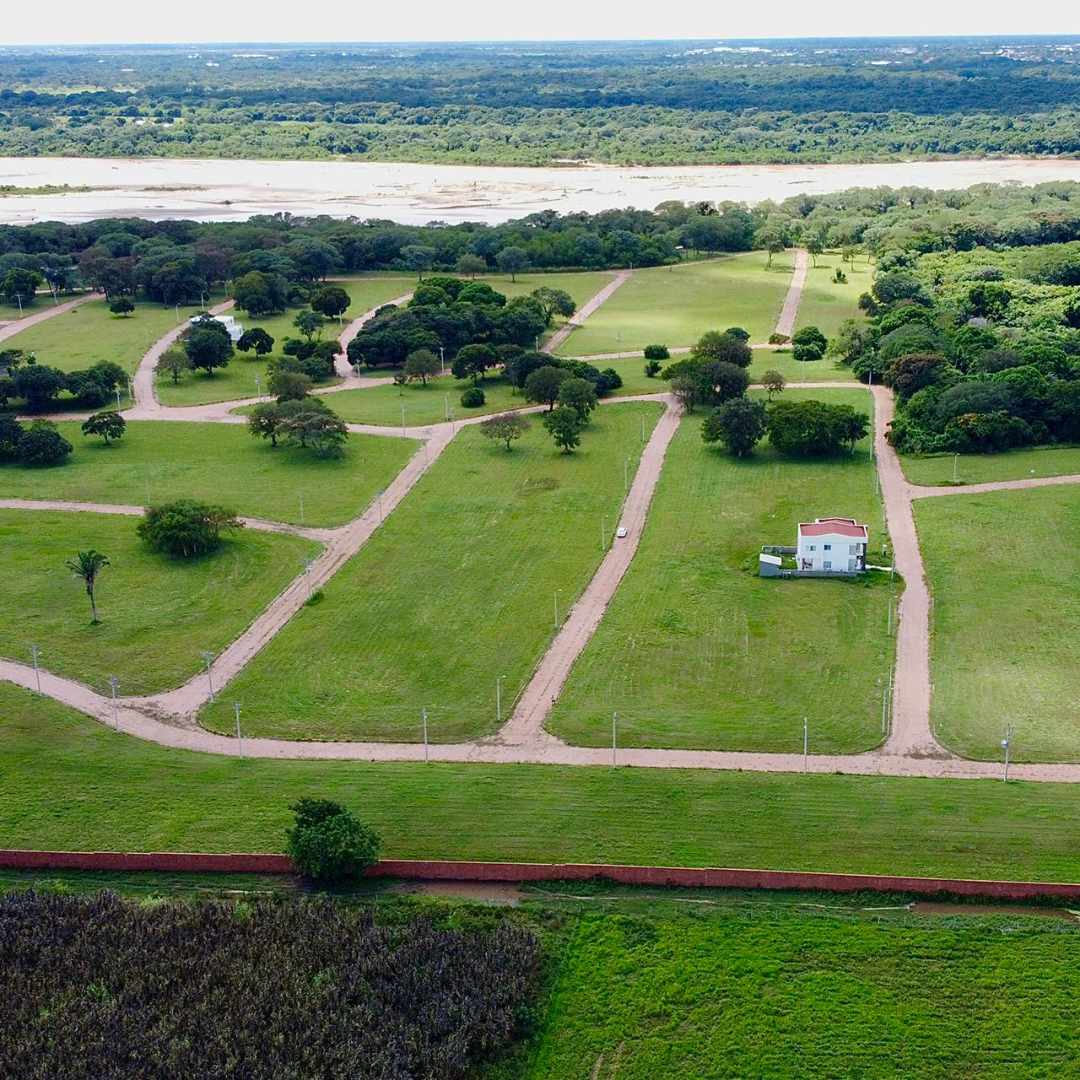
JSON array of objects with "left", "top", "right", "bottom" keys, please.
[
  {"left": 612, "top": 712, "right": 617, "bottom": 767},
  {"left": 234, "top": 702, "right": 243, "bottom": 758},
  {"left": 1001, "top": 725, "right": 1014, "bottom": 782},
  {"left": 952, "top": 453, "right": 959, "bottom": 484},
  {"left": 444, "top": 393, "right": 450, "bottom": 421},
  {"left": 553, "top": 590, "right": 561, "bottom": 630},
  {"left": 496, "top": 674, "right": 506, "bottom": 726},
  {"left": 439, "top": 346, "right": 446, "bottom": 376},
  {"left": 601, "top": 515, "right": 608, "bottom": 550},
  {"left": 30, "top": 644, "right": 41, "bottom": 693},
  {"left": 401, "top": 405, "right": 406, "bottom": 437},
  {"left": 109, "top": 675, "right": 120, "bottom": 730},
  {"left": 299, "top": 492, "right": 304, "bottom": 525},
  {"left": 422, "top": 708, "right": 429, "bottom": 763},
  {"left": 201, "top": 651, "right": 215, "bottom": 701},
  {"left": 623, "top": 456, "right": 629, "bottom": 495},
  {"left": 803, "top": 717, "right": 809, "bottom": 773}
]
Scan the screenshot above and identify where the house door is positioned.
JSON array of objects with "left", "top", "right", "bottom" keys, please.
[{"left": 848, "top": 558, "right": 856, "bottom": 571}]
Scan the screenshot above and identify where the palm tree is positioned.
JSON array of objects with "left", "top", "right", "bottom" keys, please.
[{"left": 66, "top": 550, "right": 110, "bottom": 624}]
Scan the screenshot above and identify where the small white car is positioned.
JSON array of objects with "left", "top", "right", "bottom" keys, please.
[{"left": 615, "top": 526, "right": 628, "bottom": 539}]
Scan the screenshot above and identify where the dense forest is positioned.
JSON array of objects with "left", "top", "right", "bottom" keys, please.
[{"left": 1, "top": 37, "right": 1080, "bottom": 164}]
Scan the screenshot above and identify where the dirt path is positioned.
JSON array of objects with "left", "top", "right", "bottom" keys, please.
[
  {"left": 334, "top": 292, "right": 413, "bottom": 379},
  {"left": 131, "top": 299, "right": 236, "bottom": 411},
  {"left": 773, "top": 248, "right": 809, "bottom": 340},
  {"left": 9, "top": 364, "right": 1080, "bottom": 782},
  {"left": 0, "top": 292, "right": 102, "bottom": 345},
  {"left": 544, "top": 271, "right": 630, "bottom": 353},
  {"left": 910, "top": 474, "right": 1080, "bottom": 500},
  {"left": 499, "top": 395, "right": 681, "bottom": 743}
]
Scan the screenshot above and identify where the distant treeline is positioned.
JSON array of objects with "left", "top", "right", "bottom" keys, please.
[
  {"left": 3, "top": 183, "right": 1080, "bottom": 311},
  {"left": 2, "top": 38, "right": 1080, "bottom": 164}
]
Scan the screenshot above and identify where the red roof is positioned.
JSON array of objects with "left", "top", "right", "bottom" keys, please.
[{"left": 798, "top": 518, "right": 868, "bottom": 539}]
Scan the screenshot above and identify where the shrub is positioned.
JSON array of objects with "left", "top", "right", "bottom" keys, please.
[
  {"left": 16, "top": 420, "right": 72, "bottom": 466},
  {"left": 644, "top": 359, "right": 662, "bottom": 378},
  {"left": 768, "top": 333, "right": 790, "bottom": 346},
  {"left": 792, "top": 326, "right": 827, "bottom": 362},
  {"left": 557, "top": 376, "right": 598, "bottom": 421},
  {"left": 461, "top": 385, "right": 486, "bottom": 408},
  {"left": 285, "top": 798, "right": 381, "bottom": 884},
  {"left": 767, "top": 399, "right": 870, "bottom": 457},
  {"left": 137, "top": 500, "right": 243, "bottom": 558},
  {"left": 701, "top": 397, "right": 768, "bottom": 456},
  {"left": 108, "top": 297, "right": 135, "bottom": 316},
  {"left": 480, "top": 412, "right": 531, "bottom": 450},
  {"left": 596, "top": 367, "right": 623, "bottom": 395},
  {"left": 643, "top": 344, "right": 670, "bottom": 361}
]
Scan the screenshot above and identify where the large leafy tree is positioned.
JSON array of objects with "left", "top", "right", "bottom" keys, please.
[
  {"left": 81, "top": 410, "right": 126, "bottom": 445},
  {"left": 543, "top": 405, "right": 584, "bottom": 453},
  {"left": 286, "top": 798, "right": 381, "bottom": 884},
  {"left": 137, "top": 500, "right": 243, "bottom": 559},
  {"left": 702, "top": 397, "right": 768, "bottom": 457}
]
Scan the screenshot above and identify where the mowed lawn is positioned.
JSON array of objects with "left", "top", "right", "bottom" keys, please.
[
  {"left": 326, "top": 366, "right": 660, "bottom": 427},
  {"left": 4, "top": 298, "right": 214, "bottom": 374},
  {"left": 554, "top": 254, "right": 790, "bottom": 357},
  {"left": 0, "top": 421, "right": 419, "bottom": 528},
  {"left": 0, "top": 510, "right": 316, "bottom": 697},
  {"left": 903, "top": 445, "right": 1080, "bottom": 487},
  {"left": 550, "top": 389, "right": 893, "bottom": 754},
  {"left": 526, "top": 904, "right": 1080, "bottom": 1080},
  {"left": 5, "top": 684, "right": 1080, "bottom": 881},
  {"left": 916, "top": 487, "right": 1080, "bottom": 762},
  {"left": 749, "top": 347, "right": 855, "bottom": 385},
  {"left": 795, "top": 253, "right": 872, "bottom": 338},
  {"left": 200, "top": 403, "right": 663, "bottom": 741}
]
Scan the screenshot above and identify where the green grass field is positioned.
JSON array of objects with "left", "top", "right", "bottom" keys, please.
[
  {"left": 0, "top": 420, "right": 419, "bottom": 528},
  {"left": 550, "top": 390, "right": 893, "bottom": 754},
  {"left": 795, "top": 253, "right": 872, "bottom": 338},
  {"left": 524, "top": 899, "right": 1080, "bottom": 1079},
  {"left": 322, "top": 364, "right": 660, "bottom": 427},
  {"left": 0, "top": 510, "right": 316, "bottom": 696},
  {"left": 916, "top": 487, "right": 1080, "bottom": 762},
  {"left": 554, "top": 254, "right": 791, "bottom": 357},
  {"left": 4, "top": 298, "right": 215, "bottom": 375},
  {"left": 903, "top": 445, "right": 1080, "bottom": 487},
  {"left": 749, "top": 347, "right": 854, "bottom": 385},
  {"left": 5, "top": 683, "right": 1080, "bottom": 881},
  {"left": 200, "top": 403, "right": 663, "bottom": 741}
]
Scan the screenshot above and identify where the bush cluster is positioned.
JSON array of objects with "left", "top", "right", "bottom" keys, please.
[{"left": 0, "top": 415, "right": 72, "bottom": 466}]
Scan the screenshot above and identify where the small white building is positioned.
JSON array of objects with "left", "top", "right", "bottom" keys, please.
[
  {"left": 189, "top": 314, "right": 244, "bottom": 342},
  {"left": 796, "top": 518, "right": 868, "bottom": 574}
]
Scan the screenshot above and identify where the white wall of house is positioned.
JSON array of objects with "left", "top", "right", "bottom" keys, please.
[{"left": 796, "top": 534, "right": 867, "bottom": 573}]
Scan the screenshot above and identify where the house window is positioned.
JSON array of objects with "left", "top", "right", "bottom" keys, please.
[
  {"left": 823, "top": 560, "right": 832, "bottom": 570},
  {"left": 849, "top": 544, "right": 857, "bottom": 555},
  {"left": 823, "top": 544, "right": 831, "bottom": 551},
  {"left": 808, "top": 544, "right": 816, "bottom": 552}
]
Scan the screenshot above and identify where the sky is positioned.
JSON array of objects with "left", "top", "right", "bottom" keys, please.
[{"left": 5, "top": 0, "right": 1079, "bottom": 46}]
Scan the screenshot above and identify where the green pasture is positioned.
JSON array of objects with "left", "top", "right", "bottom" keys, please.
[
  {"left": 0, "top": 509, "right": 316, "bottom": 697},
  {"left": 200, "top": 403, "right": 663, "bottom": 741},
  {"left": 902, "top": 445, "right": 1080, "bottom": 487},
  {"left": 3, "top": 683, "right": 1080, "bottom": 882},
  {"left": 554, "top": 254, "right": 791, "bottom": 357},
  {"left": 550, "top": 389, "right": 893, "bottom": 753},
  {"left": 0, "top": 420, "right": 419, "bottom": 528},
  {"left": 917, "top": 486, "right": 1080, "bottom": 762}
]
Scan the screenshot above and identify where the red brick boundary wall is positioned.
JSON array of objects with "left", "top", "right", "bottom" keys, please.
[{"left": 4, "top": 850, "right": 1080, "bottom": 901}]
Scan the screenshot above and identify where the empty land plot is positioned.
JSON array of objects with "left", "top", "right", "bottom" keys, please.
[
  {"left": 6, "top": 682, "right": 1080, "bottom": 881},
  {"left": 794, "top": 254, "right": 872, "bottom": 338},
  {"left": 335, "top": 275, "right": 416, "bottom": 312},
  {"left": 324, "top": 366, "right": 657, "bottom": 427},
  {"left": 4, "top": 298, "right": 214, "bottom": 374},
  {"left": 527, "top": 905, "right": 1080, "bottom": 1080},
  {"left": 903, "top": 445, "right": 1080, "bottom": 487},
  {"left": 549, "top": 389, "right": 893, "bottom": 754},
  {"left": 0, "top": 509, "right": 316, "bottom": 696},
  {"left": 0, "top": 421, "right": 419, "bottom": 527},
  {"left": 916, "top": 487, "right": 1080, "bottom": 762},
  {"left": 200, "top": 402, "right": 663, "bottom": 742},
  {"left": 553, "top": 255, "right": 791, "bottom": 356},
  {"left": 749, "top": 348, "right": 853, "bottom": 385}
]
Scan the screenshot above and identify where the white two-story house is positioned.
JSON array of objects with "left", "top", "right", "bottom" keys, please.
[{"left": 796, "top": 518, "right": 868, "bottom": 573}]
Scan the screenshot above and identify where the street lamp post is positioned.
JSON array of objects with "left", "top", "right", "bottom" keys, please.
[
  {"left": 422, "top": 708, "right": 429, "bottom": 763},
  {"left": 611, "top": 711, "right": 618, "bottom": 767},
  {"left": 30, "top": 644, "right": 41, "bottom": 693},
  {"left": 496, "top": 674, "right": 506, "bottom": 727},
  {"left": 201, "top": 651, "right": 216, "bottom": 701},
  {"left": 109, "top": 675, "right": 120, "bottom": 730},
  {"left": 234, "top": 702, "right": 243, "bottom": 758},
  {"left": 553, "top": 590, "right": 561, "bottom": 630},
  {"left": 803, "top": 717, "right": 809, "bottom": 773},
  {"left": 1001, "top": 726, "right": 1013, "bottom": 781}
]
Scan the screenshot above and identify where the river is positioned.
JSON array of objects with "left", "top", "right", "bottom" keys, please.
[{"left": 2, "top": 156, "right": 1080, "bottom": 225}]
